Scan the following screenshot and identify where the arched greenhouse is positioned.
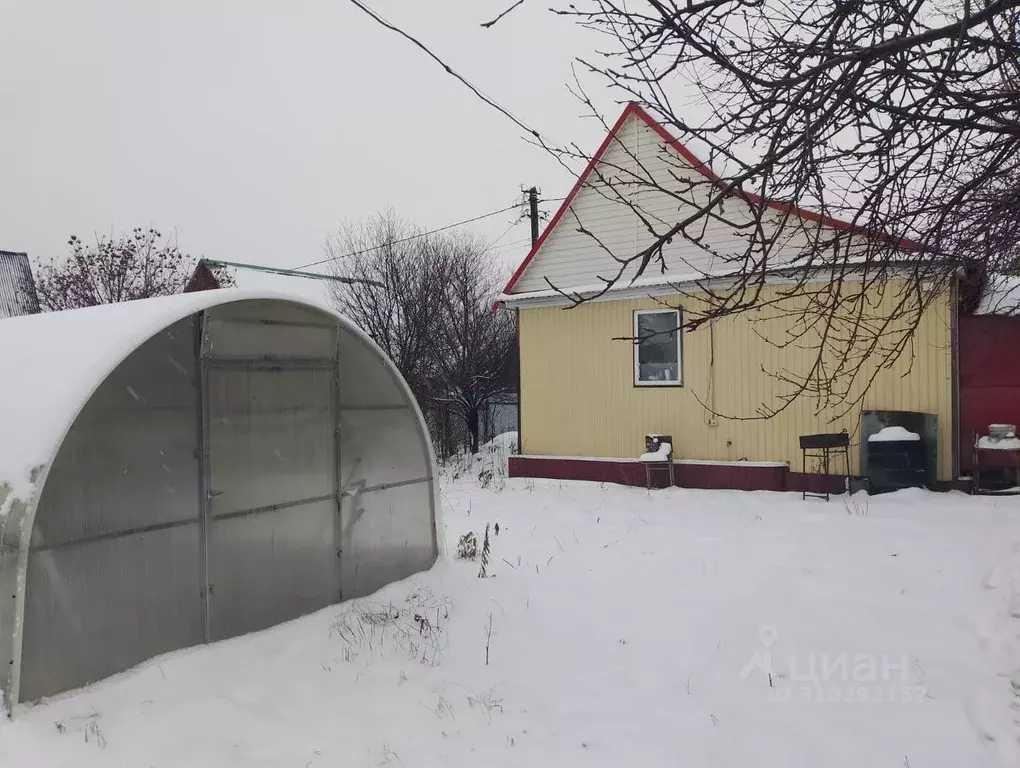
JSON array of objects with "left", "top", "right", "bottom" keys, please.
[{"left": 0, "top": 290, "right": 440, "bottom": 709}]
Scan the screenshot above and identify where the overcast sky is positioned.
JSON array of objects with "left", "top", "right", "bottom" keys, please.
[{"left": 0, "top": 1, "right": 613, "bottom": 302}]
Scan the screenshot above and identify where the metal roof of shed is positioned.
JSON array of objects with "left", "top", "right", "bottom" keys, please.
[{"left": 0, "top": 251, "right": 39, "bottom": 318}]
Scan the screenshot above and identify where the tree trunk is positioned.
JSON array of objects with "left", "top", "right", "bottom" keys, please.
[{"left": 467, "top": 408, "right": 480, "bottom": 454}]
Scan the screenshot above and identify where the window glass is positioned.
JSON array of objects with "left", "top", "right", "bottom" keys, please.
[{"left": 636, "top": 310, "right": 680, "bottom": 384}]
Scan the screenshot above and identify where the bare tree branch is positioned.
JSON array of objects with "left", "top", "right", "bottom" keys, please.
[
  {"left": 327, "top": 211, "right": 516, "bottom": 453},
  {"left": 33, "top": 228, "right": 232, "bottom": 311},
  {"left": 535, "top": 0, "right": 1020, "bottom": 418},
  {"left": 481, "top": 0, "right": 525, "bottom": 28}
]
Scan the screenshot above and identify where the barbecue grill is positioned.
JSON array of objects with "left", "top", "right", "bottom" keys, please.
[{"left": 798, "top": 431, "right": 850, "bottom": 501}]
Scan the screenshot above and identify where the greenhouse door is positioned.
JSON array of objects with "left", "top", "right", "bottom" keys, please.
[{"left": 203, "top": 363, "right": 341, "bottom": 642}]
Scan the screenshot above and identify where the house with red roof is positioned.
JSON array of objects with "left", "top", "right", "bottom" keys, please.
[{"left": 498, "top": 104, "right": 1020, "bottom": 494}]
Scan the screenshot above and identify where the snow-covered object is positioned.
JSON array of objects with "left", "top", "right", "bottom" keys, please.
[
  {"left": 513, "top": 453, "right": 787, "bottom": 467},
  {"left": 0, "top": 286, "right": 441, "bottom": 516},
  {"left": 977, "top": 435, "right": 1020, "bottom": 451},
  {"left": 485, "top": 431, "right": 519, "bottom": 454},
  {"left": 0, "top": 289, "right": 325, "bottom": 501},
  {"left": 674, "top": 458, "right": 787, "bottom": 467},
  {"left": 988, "top": 424, "right": 1017, "bottom": 439},
  {"left": 0, "top": 289, "right": 443, "bottom": 710},
  {"left": 499, "top": 258, "right": 918, "bottom": 308},
  {"left": 868, "top": 426, "right": 921, "bottom": 443},
  {"left": 639, "top": 442, "right": 672, "bottom": 461},
  {"left": 976, "top": 274, "right": 1020, "bottom": 316},
  {"left": 499, "top": 269, "right": 733, "bottom": 305}
]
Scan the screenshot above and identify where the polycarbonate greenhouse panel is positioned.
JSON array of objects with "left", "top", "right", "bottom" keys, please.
[
  {"left": 19, "top": 523, "right": 205, "bottom": 701},
  {"left": 204, "top": 298, "right": 335, "bottom": 326},
  {"left": 207, "top": 500, "right": 340, "bottom": 641},
  {"left": 340, "top": 481, "right": 435, "bottom": 600},
  {"left": 29, "top": 320, "right": 200, "bottom": 548},
  {"left": 0, "top": 513, "right": 24, "bottom": 702},
  {"left": 207, "top": 367, "right": 335, "bottom": 515},
  {"left": 336, "top": 328, "right": 407, "bottom": 407},
  {"left": 339, "top": 406, "right": 432, "bottom": 490},
  {"left": 17, "top": 317, "right": 204, "bottom": 701},
  {"left": 203, "top": 317, "right": 338, "bottom": 360},
  {"left": 0, "top": 290, "right": 318, "bottom": 500},
  {"left": 202, "top": 299, "right": 339, "bottom": 361},
  {"left": 205, "top": 357, "right": 340, "bottom": 642}
]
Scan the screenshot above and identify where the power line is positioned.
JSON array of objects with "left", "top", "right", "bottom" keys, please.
[
  {"left": 486, "top": 191, "right": 566, "bottom": 257},
  {"left": 296, "top": 203, "right": 521, "bottom": 270},
  {"left": 492, "top": 237, "right": 533, "bottom": 252},
  {"left": 332, "top": 2, "right": 580, "bottom": 271},
  {"left": 345, "top": 0, "right": 550, "bottom": 145},
  {"left": 492, "top": 239, "right": 533, "bottom": 256},
  {"left": 489, "top": 238, "right": 534, "bottom": 263},
  {"left": 343, "top": 0, "right": 597, "bottom": 200},
  {"left": 486, "top": 218, "right": 525, "bottom": 251}
]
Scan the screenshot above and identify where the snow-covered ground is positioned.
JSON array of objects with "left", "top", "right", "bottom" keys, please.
[{"left": 3, "top": 462, "right": 1020, "bottom": 766}]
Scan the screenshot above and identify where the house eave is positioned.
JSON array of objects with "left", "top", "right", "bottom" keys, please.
[{"left": 498, "top": 264, "right": 942, "bottom": 309}]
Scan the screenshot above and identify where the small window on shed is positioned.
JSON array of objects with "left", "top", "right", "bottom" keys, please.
[{"left": 634, "top": 309, "right": 682, "bottom": 386}]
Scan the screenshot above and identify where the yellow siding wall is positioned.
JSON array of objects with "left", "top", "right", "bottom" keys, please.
[{"left": 519, "top": 284, "right": 954, "bottom": 480}]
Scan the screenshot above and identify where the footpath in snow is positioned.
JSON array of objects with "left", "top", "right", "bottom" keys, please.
[{"left": 2, "top": 458, "right": 1020, "bottom": 766}]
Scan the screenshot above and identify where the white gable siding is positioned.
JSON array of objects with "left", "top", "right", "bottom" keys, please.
[{"left": 511, "top": 115, "right": 830, "bottom": 295}]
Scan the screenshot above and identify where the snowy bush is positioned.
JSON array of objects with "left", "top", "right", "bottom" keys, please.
[
  {"left": 487, "top": 431, "right": 518, "bottom": 454},
  {"left": 843, "top": 492, "right": 870, "bottom": 516},
  {"left": 330, "top": 582, "right": 452, "bottom": 666},
  {"left": 476, "top": 431, "right": 518, "bottom": 490},
  {"left": 457, "top": 531, "right": 478, "bottom": 560},
  {"left": 440, "top": 432, "right": 518, "bottom": 490}
]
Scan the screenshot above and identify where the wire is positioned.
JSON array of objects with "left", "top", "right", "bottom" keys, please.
[
  {"left": 484, "top": 193, "right": 564, "bottom": 253},
  {"left": 494, "top": 237, "right": 533, "bottom": 251},
  {"left": 490, "top": 237, "right": 534, "bottom": 259},
  {"left": 307, "top": 0, "right": 575, "bottom": 273},
  {"left": 486, "top": 218, "right": 524, "bottom": 251},
  {"left": 297, "top": 203, "right": 521, "bottom": 270},
  {"left": 345, "top": 0, "right": 549, "bottom": 144}
]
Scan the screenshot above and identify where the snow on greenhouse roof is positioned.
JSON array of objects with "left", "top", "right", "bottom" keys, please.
[
  {"left": 0, "top": 289, "right": 332, "bottom": 502},
  {"left": 230, "top": 269, "right": 331, "bottom": 306}
]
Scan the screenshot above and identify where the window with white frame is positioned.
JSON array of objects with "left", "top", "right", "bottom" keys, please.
[{"left": 634, "top": 309, "right": 682, "bottom": 386}]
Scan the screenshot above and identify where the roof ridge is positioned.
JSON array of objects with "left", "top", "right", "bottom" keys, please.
[{"left": 498, "top": 102, "right": 918, "bottom": 302}]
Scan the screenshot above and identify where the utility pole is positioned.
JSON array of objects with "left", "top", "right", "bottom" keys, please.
[
  {"left": 527, "top": 187, "right": 540, "bottom": 246},
  {"left": 515, "top": 185, "right": 541, "bottom": 458}
]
